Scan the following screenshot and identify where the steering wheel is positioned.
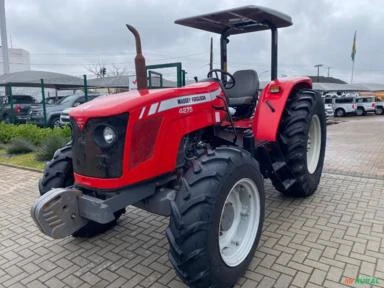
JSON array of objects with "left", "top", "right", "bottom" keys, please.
[{"left": 207, "top": 69, "right": 236, "bottom": 89}]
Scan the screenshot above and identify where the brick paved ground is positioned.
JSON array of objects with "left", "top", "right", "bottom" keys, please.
[
  {"left": 0, "top": 116, "right": 384, "bottom": 288},
  {"left": 325, "top": 115, "right": 384, "bottom": 178}
]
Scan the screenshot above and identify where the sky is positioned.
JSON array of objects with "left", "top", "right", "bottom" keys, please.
[{"left": 4, "top": 0, "right": 384, "bottom": 83}]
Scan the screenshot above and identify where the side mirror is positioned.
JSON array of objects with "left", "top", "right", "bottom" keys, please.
[{"left": 73, "top": 102, "right": 81, "bottom": 107}]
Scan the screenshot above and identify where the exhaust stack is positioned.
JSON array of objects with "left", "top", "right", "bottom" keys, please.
[{"left": 126, "top": 24, "right": 147, "bottom": 90}]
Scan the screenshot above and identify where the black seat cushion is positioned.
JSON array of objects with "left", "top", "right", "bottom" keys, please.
[{"left": 225, "top": 70, "right": 259, "bottom": 106}]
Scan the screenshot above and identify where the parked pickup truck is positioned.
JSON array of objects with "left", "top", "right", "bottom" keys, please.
[{"left": 0, "top": 95, "right": 36, "bottom": 123}]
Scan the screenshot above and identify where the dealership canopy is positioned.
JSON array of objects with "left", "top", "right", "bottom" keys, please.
[{"left": 0, "top": 70, "right": 84, "bottom": 89}]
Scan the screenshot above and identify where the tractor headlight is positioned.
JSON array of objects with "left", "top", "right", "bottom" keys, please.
[
  {"left": 93, "top": 124, "right": 118, "bottom": 148},
  {"left": 103, "top": 126, "right": 116, "bottom": 144}
]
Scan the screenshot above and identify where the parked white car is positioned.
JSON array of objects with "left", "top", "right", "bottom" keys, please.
[
  {"left": 333, "top": 97, "right": 357, "bottom": 117},
  {"left": 59, "top": 108, "right": 72, "bottom": 126},
  {"left": 375, "top": 97, "right": 384, "bottom": 115},
  {"left": 323, "top": 97, "right": 334, "bottom": 118},
  {"left": 355, "top": 96, "right": 376, "bottom": 116}
]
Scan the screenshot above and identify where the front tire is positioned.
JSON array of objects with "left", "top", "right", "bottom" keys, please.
[
  {"left": 375, "top": 107, "right": 384, "bottom": 115},
  {"left": 334, "top": 108, "right": 345, "bottom": 117},
  {"left": 39, "top": 144, "right": 124, "bottom": 237},
  {"left": 271, "top": 89, "right": 326, "bottom": 197},
  {"left": 167, "top": 147, "right": 265, "bottom": 288},
  {"left": 356, "top": 107, "right": 364, "bottom": 116},
  {"left": 49, "top": 116, "right": 60, "bottom": 128}
]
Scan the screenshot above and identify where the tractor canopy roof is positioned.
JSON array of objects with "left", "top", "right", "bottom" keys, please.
[{"left": 175, "top": 5, "right": 292, "bottom": 35}]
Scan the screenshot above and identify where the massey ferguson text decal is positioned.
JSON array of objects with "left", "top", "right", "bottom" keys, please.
[{"left": 139, "top": 89, "right": 221, "bottom": 119}]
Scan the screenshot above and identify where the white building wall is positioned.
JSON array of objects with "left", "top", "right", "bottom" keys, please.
[{"left": 0, "top": 47, "right": 30, "bottom": 74}]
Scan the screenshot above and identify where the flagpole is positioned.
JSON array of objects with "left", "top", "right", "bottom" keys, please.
[{"left": 350, "top": 30, "right": 357, "bottom": 84}]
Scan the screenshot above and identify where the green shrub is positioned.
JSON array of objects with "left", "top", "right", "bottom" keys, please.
[
  {"left": 0, "top": 123, "right": 71, "bottom": 145},
  {"left": 6, "top": 137, "right": 36, "bottom": 155},
  {"left": 0, "top": 142, "right": 6, "bottom": 150},
  {"left": 36, "top": 136, "right": 69, "bottom": 161}
]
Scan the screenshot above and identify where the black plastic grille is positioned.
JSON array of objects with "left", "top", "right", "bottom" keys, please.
[{"left": 71, "top": 113, "right": 128, "bottom": 178}]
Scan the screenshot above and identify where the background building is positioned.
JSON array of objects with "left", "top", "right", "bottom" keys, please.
[{"left": 0, "top": 47, "right": 30, "bottom": 74}]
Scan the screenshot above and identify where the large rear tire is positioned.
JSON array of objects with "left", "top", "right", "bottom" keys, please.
[
  {"left": 167, "top": 147, "right": 265, "bottom": 288},
  {"left": 39, "top": 144, "right": 124, "bottom": 237},
  {"left": 271, "top": 89, "right": 326, "bottom": 197}
]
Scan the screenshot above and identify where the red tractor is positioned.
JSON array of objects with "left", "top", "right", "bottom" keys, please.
[{"left": 32, "top": 6, "right": 326, "bottom": 288}]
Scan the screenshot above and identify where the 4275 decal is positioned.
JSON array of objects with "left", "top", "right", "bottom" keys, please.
[{"left": 179, "top": 106, "right": 193, "bottom": 114}]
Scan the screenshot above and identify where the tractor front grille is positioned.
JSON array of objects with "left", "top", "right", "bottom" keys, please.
[{"left": 71, "top": 113, "right": 128, "bottom": 179}]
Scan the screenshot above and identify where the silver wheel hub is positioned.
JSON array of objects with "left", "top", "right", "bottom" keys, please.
[
  {"left": 219, "top": 178, "right": 260, "bottom": 267},
  {"left": 306, "top": 115, "right": 321, "bottom": 174}
]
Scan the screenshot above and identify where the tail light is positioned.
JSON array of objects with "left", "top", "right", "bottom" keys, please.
[
  {"left": 352, "top": 104, "right": 356, "bottom": 109},
  {"left": 372, "top": 103, "right": 376, "bottom": 108},
  {"left": 15, "top": 104, "right": 21, "bottom": 113}
]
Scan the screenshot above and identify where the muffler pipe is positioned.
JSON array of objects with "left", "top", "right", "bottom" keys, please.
[{"left": 126, "top": 24, "right": 147, "bottom": 90}]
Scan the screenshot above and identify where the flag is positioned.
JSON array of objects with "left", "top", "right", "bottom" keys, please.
[{"left": 351, "top": 31, "right": 357, "bottom": 62}]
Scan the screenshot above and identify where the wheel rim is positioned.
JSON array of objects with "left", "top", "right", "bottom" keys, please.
[
  {"left": 218, "top": 178, "right": 260, "bottom": 267},
  {"left": 306, "top": 115, "right": 321, "bottom": 174},
  {"left": 53, "top": 119, "right": 60, "bottom": 128},
  {"left": 336, "top": 110, "right": 343, "bottom": 117},
  {"left": 357, "top": 108, "right": 363, "bottom": 116}
]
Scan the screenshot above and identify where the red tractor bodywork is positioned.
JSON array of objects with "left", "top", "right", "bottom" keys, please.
[
  {"left": 70, "top": 81, "right": 226, "bottom": 189},
  {"left": 70, "top": 77, "right": 312, "bottom": 190},
  {"left": 254, "top": 77, "right": 312, "bottom": 141}
]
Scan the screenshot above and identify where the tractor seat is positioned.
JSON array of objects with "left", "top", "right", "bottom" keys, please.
[{"left": 225, "top": 70, "right": 259, "bottom": 106}]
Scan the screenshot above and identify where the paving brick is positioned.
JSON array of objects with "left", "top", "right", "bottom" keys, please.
[
  {"left": 326, "top": 266, "right": 343, "bottom": 282},
  {"left": 309, "top": 269, "right": 327, "bottom": 285},
  {"left": 292, "top": 271, "right": 310, "bottom": 287},
  {"left": 274, "top": 274, "right": 293, "bottom": 288}
]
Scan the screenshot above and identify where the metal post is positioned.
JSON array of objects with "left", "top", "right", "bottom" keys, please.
[
  {"left": 271, "top": 26, "right": 278, "bottom": 80},
  {"left": 209, "top": 37, "right": 213, "bottom": 71},
  {"left": 41, "top": 79, "right": 47, "bottom": 127},
  {"left": 0, "top": 0, "right": 10, "bottom": 74},
  {"left": 314, "top": 64, "right": 323, "bottom": 82},
  {"left": 181, "top": 70, "right": 186, "bottom": 86},
  {"left": 83, "top": 74, "right": 88, "bottom": 102},
  {"left": 7, "top": 84, "right": 13, "bottom": 123},
  {"left": 176, "top": 63, "right": 182, "bottom": 87},
  {"left": 220, "top": 34, "right": 228, "bottom": 73}
]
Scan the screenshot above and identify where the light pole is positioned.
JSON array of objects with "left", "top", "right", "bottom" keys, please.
[
  {"left": 0, "top": 0, "right": 10, "bottom": 74},
  {"left": 325, "top": 66, "right": 331, "bottom": 77},
  {"left": 314, "top": 64, "right": 323, "bottom": 82}
]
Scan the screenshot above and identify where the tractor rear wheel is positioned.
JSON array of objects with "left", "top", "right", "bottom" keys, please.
[
  {"left": 167, "top": 146, "right": 264, "bottom": 288},
  {"left": 271, "top": 89, "right": 326, "bottom": 197},
  {"left": 39, "top": 144, "right": 124, "bottom": 237}
]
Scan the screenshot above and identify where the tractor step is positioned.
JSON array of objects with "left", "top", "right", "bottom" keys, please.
[
  {"left": 281, "top": 179, "right": 296, "bottom": 190},
  {"left": 272, "top": 161, "right": 286, "bottom": 172}
]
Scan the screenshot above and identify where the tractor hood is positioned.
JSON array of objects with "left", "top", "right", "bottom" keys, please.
[{"left": 69, "top": 81, "right": 221, "bottom": 120}]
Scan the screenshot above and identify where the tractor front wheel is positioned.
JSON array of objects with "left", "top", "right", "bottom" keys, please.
[
  {"left": 167, "top": 147, "right": 264, "bottom": 288},
  {"left": 39, "top": 144, "right": 124, "bottom": 237},
  {"left": 271, "top": 89, "right": 326, "bottom": 197}
]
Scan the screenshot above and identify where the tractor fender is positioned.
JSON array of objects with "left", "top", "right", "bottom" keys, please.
[{"left": 253, "top": 77, "right": 312, "bottom": 142}]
